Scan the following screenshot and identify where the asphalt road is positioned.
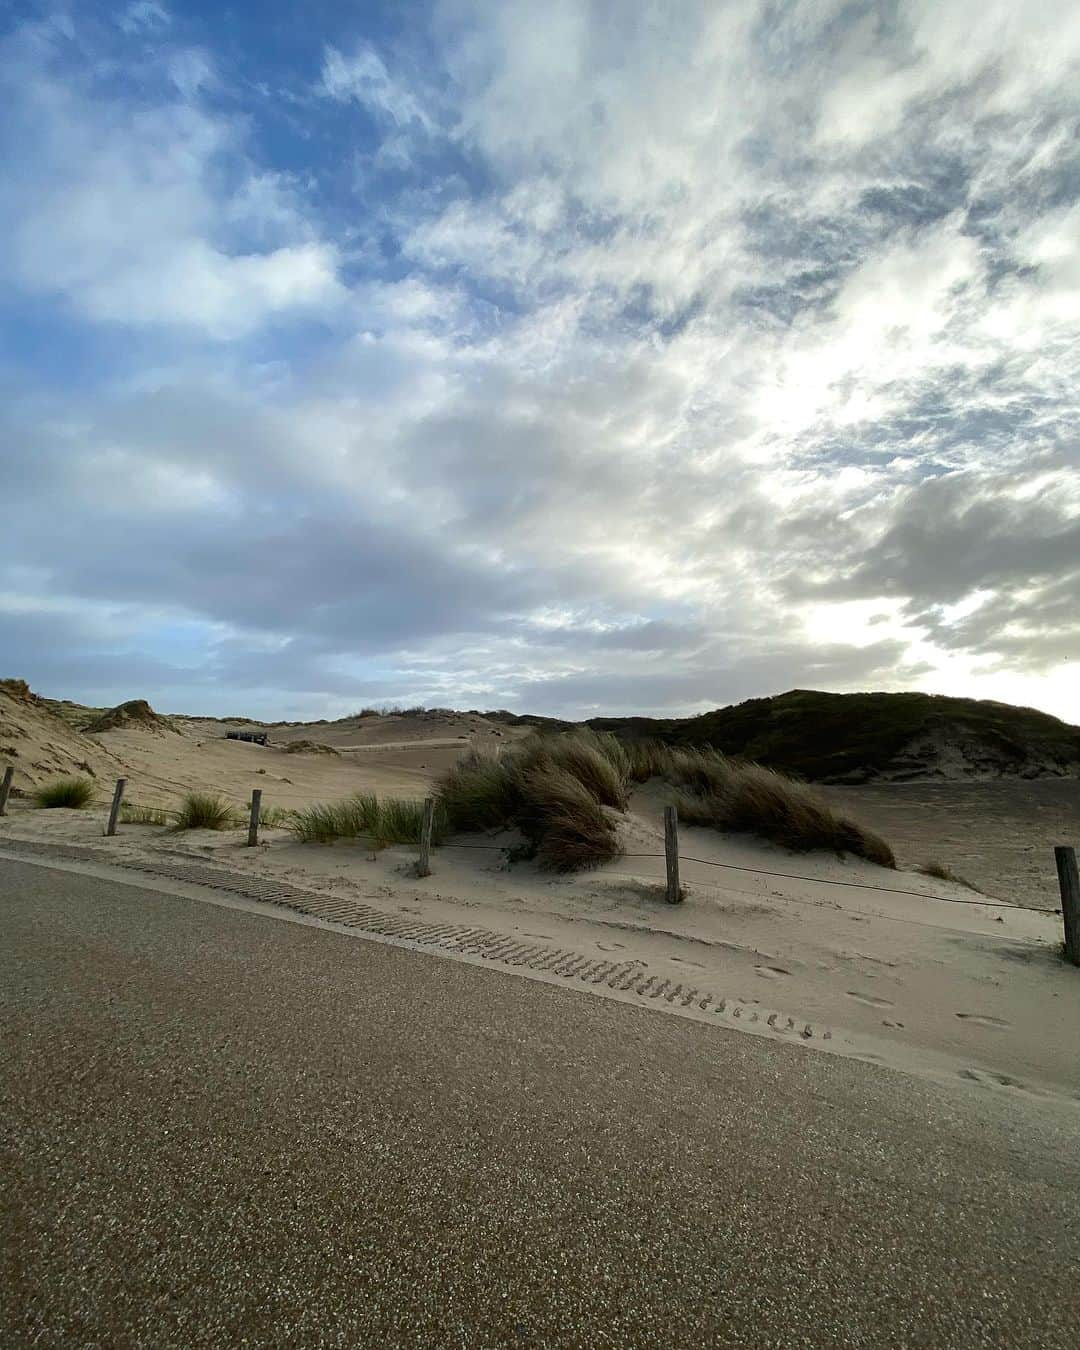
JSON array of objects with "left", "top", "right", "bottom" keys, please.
[{"left": 2, "top": 857, "right": 1079, "bottom": 1349}]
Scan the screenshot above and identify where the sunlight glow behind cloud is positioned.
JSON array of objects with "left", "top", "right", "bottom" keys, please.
[{"left": 0, "top": 1, "right": 1077, "bottom": 721}]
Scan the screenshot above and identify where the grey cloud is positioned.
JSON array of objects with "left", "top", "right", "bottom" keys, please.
[
  {"left": 835, "top": 475, "right": 1080, "bottom": 605},
  {"left": 2, "top": 3, "right": 1079, "bottom": 721}
]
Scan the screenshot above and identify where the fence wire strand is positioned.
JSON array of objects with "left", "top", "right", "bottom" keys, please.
[{"left": 118, "top": 803, "right": 1054, "bottom": 918}]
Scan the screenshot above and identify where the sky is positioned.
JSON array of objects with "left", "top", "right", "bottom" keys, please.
[{"left": 1, "top": 1, "right": 1078, "bottom": 722}]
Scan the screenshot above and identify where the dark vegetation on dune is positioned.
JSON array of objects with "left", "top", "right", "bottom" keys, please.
[
  {"left": 82, "top": 699, "right": 178, "bottom": 735},
  {"left": 486, "top": 690, "right": 1080, "bottom": 783}
]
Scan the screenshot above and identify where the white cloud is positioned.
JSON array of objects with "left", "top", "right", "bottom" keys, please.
[
  {"left": 2, "top": 1, "right": 1079, "bottom": 721},
  {"left": 319, "top": 43, "right": 433, "bottom": 128},
  {"left": 0, "top": 28, "right": 343, "bottom": 337}
]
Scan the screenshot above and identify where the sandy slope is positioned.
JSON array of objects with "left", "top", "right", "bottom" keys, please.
[{"left": 2, "top": 689, "right": 1077, "bottom": 1105}]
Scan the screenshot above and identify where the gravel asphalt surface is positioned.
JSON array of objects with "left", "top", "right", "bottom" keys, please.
[{"left": 2, "top": 857, "right": 1080, "bottom": 1348}]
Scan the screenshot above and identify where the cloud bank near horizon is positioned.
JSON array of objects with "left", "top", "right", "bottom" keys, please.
[{"left": 1, "top": 1, "right": 1078, "bottom": 722}]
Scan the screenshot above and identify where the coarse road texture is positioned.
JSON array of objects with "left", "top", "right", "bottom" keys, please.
[{"left": 2, "top": 860, "right": 1079, "bottom": 1349}]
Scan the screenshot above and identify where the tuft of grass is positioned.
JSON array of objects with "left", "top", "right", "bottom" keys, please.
[
  {"left": 438, "top": 747, "right": 521, "bottom": 832},
  {"left": 34, "top": 777, "right": 95, "bottom": 809},
  {"left": 119, "top": 803, "right": 170, "bottom": 826},
  {"left": 287, "top": 792, "right": 445, "bottom": 848},
  {"left": 917, "top": 860, "right": 982, "bottom": 892},
  {"left": 372, "top": 797, "right": 447, "bottom": 848},
  {"left": 672, "top": 760, "right": 896, "bottom": 868},
  {"left": 257, "top": 804, "right": 295, "bottom": 829},
  {"left": 542, "top": 731, "right": 629, "bottom": 810},
  {"left": 522, "top": 765, "right": 622, "bottom": 872},
  {"left": 435, "top": 733, "right": 626, "bottom": 871},
  {"left": 288, "top": 793, "right": 380, "bottom": 844},
  {"left": 173, "top": 792, "right": 240, "bottom": 831}
]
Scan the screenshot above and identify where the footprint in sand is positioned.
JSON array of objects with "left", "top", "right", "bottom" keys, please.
[
  {"left": 960, "top": 1068, "right": 1023, "bottom": 1087},
  {"left": 846, "top": 990, "right": 894, "bottom": 1008},
  {"left": 672, "top": 956, "right": 705, "bottom": 969},
  {"left": 955, "top": 1013, "right": 1011, "bottom": 1028},
  {"left": 882, "top": 1019, "right": 905, "bottom": 1029},
  {"left": 754, "top": 965, "right": 792, "bottom": 979},
  {"left": 596, "top": 942, "right": 626, "bottom": 953}
]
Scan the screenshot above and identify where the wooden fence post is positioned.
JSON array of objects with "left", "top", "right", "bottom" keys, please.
[
  {"left": 1054, "top": 846, "right": 1080, "bottom": 967},
  {"left": 416, "top": 797, "right": 435, "bottom": 877},
  {"left": 247, "top": 788, "right": 262, "bottom": 847},
  {"left": 0, "top": 765, "right": 14, "bottom": 817},
  {"left": 665, "top": 804, "right": 682, "bottom": 904},
  {"left": 106, "top": 778, "right": 126, "bottom": 837}
]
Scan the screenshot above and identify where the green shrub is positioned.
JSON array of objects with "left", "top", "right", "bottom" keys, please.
[
  {"left": 173, "top": 792, "right": 240, "bottom": 831},
  {"left": 34, "top": 777, "right": 95, "bottom": 809}
]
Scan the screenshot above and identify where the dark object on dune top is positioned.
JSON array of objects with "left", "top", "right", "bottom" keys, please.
[
  {"left": 82, "top": 699, "right": 178, "bottom": 735},
  {"left": 226, "top": 731, "right": 268, "bottom": 746},
  {"left": 0, "top": 678, "right": 39, "bottom": 705},
  {"left": 587, "top": 690, "right": 1080, "bottom": 784}
]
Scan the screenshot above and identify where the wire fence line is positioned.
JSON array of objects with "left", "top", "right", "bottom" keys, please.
[
  {"left": 437, "top": 842, "right": 1047, "bottom": 913},
  {"left": 117, "top": 797, "right": 1054, "bottom": 917}
]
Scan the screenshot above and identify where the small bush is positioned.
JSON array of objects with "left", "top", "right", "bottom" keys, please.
[
  {"left": 289, "top": 793, "right": 380, "bottom": 844},
  {"left": 34, "top": 777, "right": 95, "bottom": 809},
  {"left": 174, "top": 792, "right": 240, "bottom": 831},
  {"left": 119, "top": 803, "right": 170, "bottom": 826}
]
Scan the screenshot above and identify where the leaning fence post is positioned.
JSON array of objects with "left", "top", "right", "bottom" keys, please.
[
  {"left": 1054, "top": 846, "right": 1080, "bottom": 967},
  {"left": 0, "top": 765, "right": 14, "bottom": 817},
  {"left": 416, "top": 797, "right": 435, "bottom": 877},
  {"left": 106, "top": 778, "right": 126, "bottom": 837},
  {"left": 665, "top": 804, "right": 682, "bottom": 904},
  {"left": 247, "top": 788, "right": 262, "bottom": 847}
]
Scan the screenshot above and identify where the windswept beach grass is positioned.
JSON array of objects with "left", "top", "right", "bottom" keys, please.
[{"left": 34, "top": 777, "right": 95, "bottom": 809}]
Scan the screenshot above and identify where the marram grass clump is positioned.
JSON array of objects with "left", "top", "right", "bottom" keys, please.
[
  {"left": 288, "top": 793, "right": 380, "bottom": 843},
  {"left": 173, "top": 792, "right": 240, "bottom": 831},
  {"left": 287, "top": 792, "right": 443, "bottom": 847},
  {"left": 436, "top": 730, "right": 630, "bottom": 872},
  {"left": 34, "top": 777, "right": 95, "bottom": 809},
  {"left": 632, "top": 744, "right": 896, "bottom": 868}
]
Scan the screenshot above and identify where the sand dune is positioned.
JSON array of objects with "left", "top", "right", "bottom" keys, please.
[{"left": 2, "top": 685, "right": 1077, "bottom": 1107}]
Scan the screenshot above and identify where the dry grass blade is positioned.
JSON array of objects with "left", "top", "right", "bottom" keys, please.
[
  {"left": 917, "top": 860, "right": 982, "bottom": 892},
  {"left": 119, "top": 803, "right": 170, "bottom": 826}
]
